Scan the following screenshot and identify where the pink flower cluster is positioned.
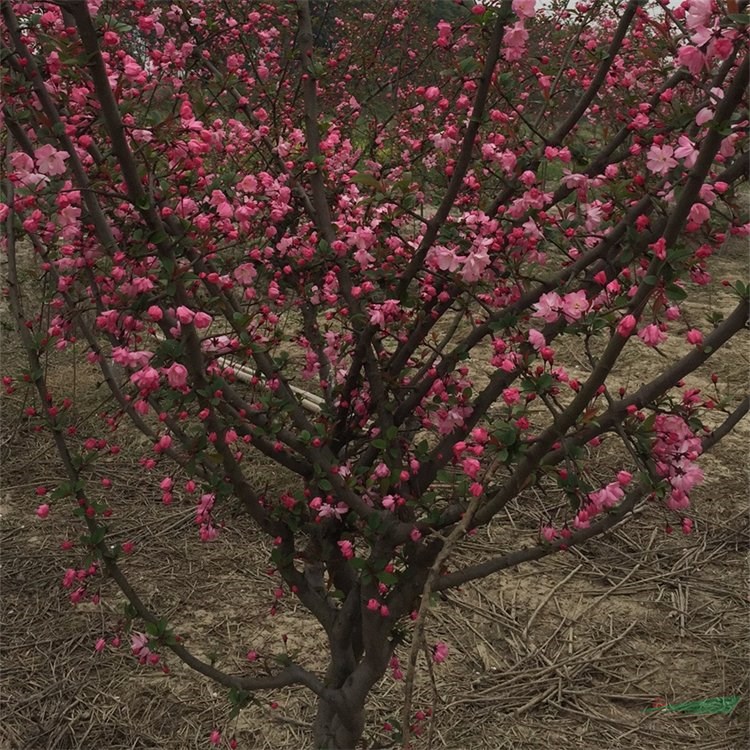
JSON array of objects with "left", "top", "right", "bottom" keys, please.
[
  {"left": 652, "top": 415, "right": 704, "bottom": 511},
  {"left": 195, "top": 493, "right": 219, "bottom": 541},
  {"left": 131, "top": 632, "right": 161, "bottom": 666},
  {"left": 572, "top": 470, "right": 633, "bottom": 530}
]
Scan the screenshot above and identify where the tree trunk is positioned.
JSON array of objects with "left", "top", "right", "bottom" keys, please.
[{"left": 312, "top": 695, "right": 365, "bottom": 750}]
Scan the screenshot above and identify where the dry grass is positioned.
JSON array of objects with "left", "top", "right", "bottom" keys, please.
[{"left": 1, "top": 405, "right": 747, "bottom": 749}]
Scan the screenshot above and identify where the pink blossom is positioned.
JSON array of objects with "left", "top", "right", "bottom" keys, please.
[
  {"left": 154, "top": 435, "right": 172, "bottom": 453},
  {"left": 512, "top": 0, "right": 536, "bottom": 19},
  {"left": 428, "top": 245, "right": 461, "bottom": 273},
  {"left": 638, "top": 323, "right": 667, "bottom": 347},
  {"left": 165, "top": 363, "right": 188, "bottom": 388},
  {"left": 130, "top": 365, "right": 160, "bottom": 393},
  {"left": 461, "top": 244, "right": 491, "bottom": 282},
  {"left": 528, "top": 329, "right": 545, "bottom": 350},
  {"left": 10, "top": 151, "right": 33, "bottom": 173},
  {"left": 685, "top": 0, "right": 711, "bottom": 32},
  {"left": 589, "top": 482, "right": 624, "bottom": 511},
  {"left": 617, "top": 314, "right": 637, "bottom": 338},
  {"left": 193, "top": 311, "right": 212, "bottom": 329},
  {"left": 94, "top": 637, "right": 107, "bottom": 653},
  {"left": 677, "top": 45, "right": 705, "bottom": 75},
  {"left": 560, "top": 290, "right": 589, "bottom": 322},
  {"left": 616, "top": 471, "right": 633, "bottom": 486},
  {"left": 147, "top": 305, "right": 164, "bottom": 321},
  {"left": 424, "top": 86, "right": 440, "bottom": 102},
  {"left": 233, "top": 263, "right": 257, "bottom": 286},
  {"left": 502, "top": 22, "right": 529, "bottom": 62},
  {"left": 175, "top": 306, "right": 194, "bottom": 324},
  {"left": 36, "top": 503, "right": 50, "bottom": 519},
  {"left": 462, "top": 457, "right": 481, "bottom": 479},
  {"left": 541, "top": 525, "right": 557, "bottom": 542},
  {"left": 369, "top": 305, "right": 386, "bottom": 328},
  {"left": 532, "top": 291, "right": 562, "bottom": 323},
  {"left": 502, "top": 387, "right": 520, "bottom": 405},
  {"left": 674, "top": 136, "right": 698, "bottom": 167},
  {"left": 688, "top": 203, "right": 710, "bottom": 226},
  {"left": 649, "top": 237, "right": 667, "bottom": 260},
  {"left": 695, "top": 107, "right": 713, "bottom": 126},
  {"left": 686, "top": 328, "right": 703, "bottom": 346},
  {"left": 34, "top": 144, "right": 69, "bottom": 176},
  {"left": 131, "top": 632, "right": 150, "bottom": 658},
  {"left": 432, "top": 642, "right": 449, "bottom": 663},
  {"left": 337, "top": 540, "right": 354, "bottom": 559},
  {"left": 646, "top": 145, "right": 677, "bottom": 176},
  {"left": 210, "top": 730, "right": 222, "bottom": 746}
]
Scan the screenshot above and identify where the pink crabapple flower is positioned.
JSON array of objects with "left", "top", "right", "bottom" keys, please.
[
  {"left": 193, "top": 311, "right": 212, "bottom": 329},
  {"left": 432, "top": 642, "right": 449, "bottom": 663},
  {"left": 617, "top": 471, "right": 633, "bottom": 486},
  {"left": 686, "top": 329, "right": 703, "bottom": 346},
  {"left": 541, "top": 526, "right": 557, "bottom": 542},
  {"left": 560, "top": 290, "right": 589, "bottom": 321},
  {"left": 337, "top": 540, "right": 354, "bottom": 559},
  {"left": 638, "top": 324, "right": 667, "bottom": 347},
  {"left": 674, "top": 136, "right": 698, "bottom": 167},
  {"left": 528, "top": 328, "right": 545, "bottom": 350},
  {"left": 532, "top": 291, "right": 562, "bottom": 323},
  {"left": 233, "top": 263, "right": 257, "bottom": 286},
  {"left": 677, "top": 45, "right": 705, "bottom": 75},
  {"left": 617, "top": 314, "right": 637, "bottom": 337},
  {"left": 164, "top": 363, "right": 188, "bottom": 388},
  {"left": 512, "top": 0, "right": 536, "bottom": 19},
  {"left": 175, "top": 306, "right": 194, "bottom": 324},
  {"left": 131, "top": 632, "right": 150, "bottom": 659},
  {"left": 34, "top": 144, "right": 69, "bottom": 176},
  {"left": 646, "top": 145, "right": 677, "bottom": 176},
  {"left": 695, "top": 107, "right": 713, "bottom": 126},
  {"left": 36, "top": 503, "right": 50, "bottom": 519}
]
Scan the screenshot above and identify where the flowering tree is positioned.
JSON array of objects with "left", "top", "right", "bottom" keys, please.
[{"left": 2, "top": 0, "right": 748, "bottom": 747}]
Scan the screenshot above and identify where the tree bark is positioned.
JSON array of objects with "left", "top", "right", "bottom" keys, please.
[{"left": 312, "top": 696, "right": 366, "bottom": 750}]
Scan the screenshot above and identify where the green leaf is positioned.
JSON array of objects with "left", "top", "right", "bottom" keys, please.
[
  {"left": 135, "top": 195, "right": 152, "bottom": 212},
  {"left": 351, "top": 173, "right": 382, "bottom": 190},
  {"left": 145, "top": 618, "right": 169, "bottom": 638},
  {"left": 645, "top": 696, "right": 740, "bottom": 715},
  {"left": 458, "top": 57, "right": 481, "bottom": 75},
  {"left": 123, "top": 603, "right": 138, "bottom": 619},
  {"left": 228, "top": 688, "right": 252, "bottom": 719},
  {"left": 665, "top": 284, "right": 687, "bottom": 301},
  {"left": 232, "top": 311, "right": 250, "bottom": 327},
  {"left": 377, "top": 571, "right": 398, "bottom": 585}
]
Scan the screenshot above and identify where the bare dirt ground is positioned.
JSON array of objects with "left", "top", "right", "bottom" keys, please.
[{"left": 1, "top": 241, "right": 748, "bottom": 749}]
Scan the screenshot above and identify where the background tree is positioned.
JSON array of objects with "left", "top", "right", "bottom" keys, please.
[{"left": 2, "top": 0, "right": 748, "bottom": 747}]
